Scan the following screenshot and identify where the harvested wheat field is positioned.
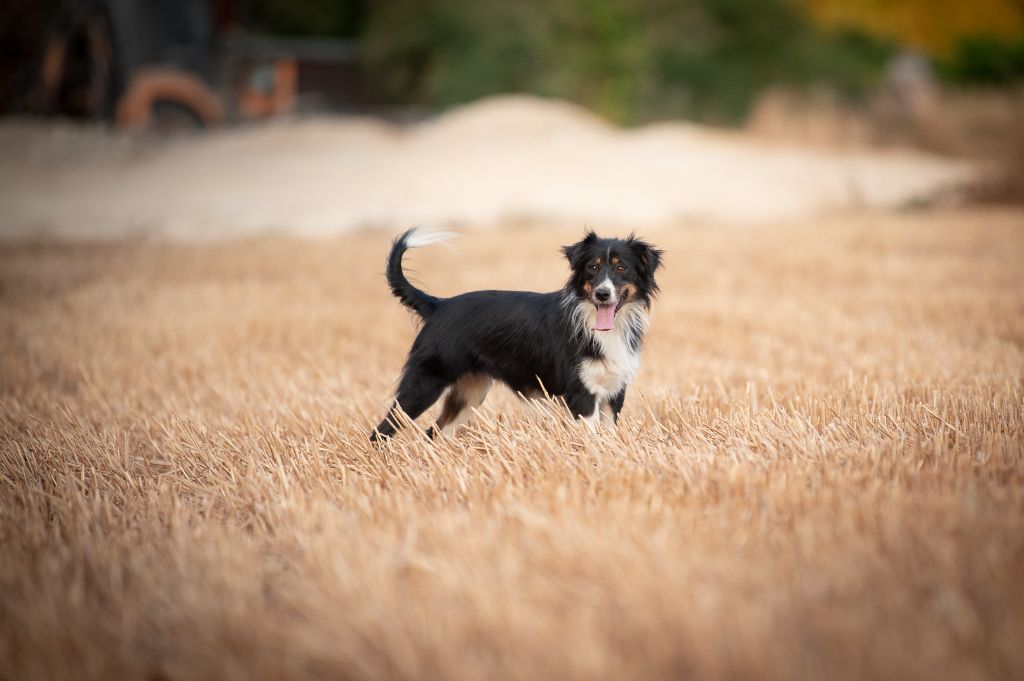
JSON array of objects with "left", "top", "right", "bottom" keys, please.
[{"left": 2, "top": 208, "right": 1023, "bottom": 681}]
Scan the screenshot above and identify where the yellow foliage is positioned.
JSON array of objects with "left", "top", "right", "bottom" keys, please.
[{"left": 803, "top": 0, "right": 1024, "bottom": 55}]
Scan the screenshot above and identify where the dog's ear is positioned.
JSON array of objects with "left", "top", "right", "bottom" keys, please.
[
  {"left": 627, "top": 235, "right": 663, "bottom": 278},
  {"left": 562, "top": 231, "right": 598, "bottom": 269}
]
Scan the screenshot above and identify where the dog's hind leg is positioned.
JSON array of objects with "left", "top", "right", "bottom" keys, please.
[
  {"left": 371, "top": 368, "right": 449, "bottom": 441},
  {"left": 430, "top": 373, "right": 492, "bottom": 438}
]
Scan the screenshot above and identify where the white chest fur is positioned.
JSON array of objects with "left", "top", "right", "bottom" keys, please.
[
  {"left": 564, "top": 296, "right": 649, "bottom": 405},
  {"left": 579, "top": 326, "right": 640, "bottom": 401}
]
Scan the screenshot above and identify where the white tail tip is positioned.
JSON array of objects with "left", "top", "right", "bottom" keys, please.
[{"left": 405, "top": 227, "right": 459, "bottom": 252}]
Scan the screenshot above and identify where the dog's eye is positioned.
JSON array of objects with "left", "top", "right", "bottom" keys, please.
[
  {"left": 616, "top": 264, "right": 627, "bottom": 273},
  {"left": 587, "top": 263, "right": 600, "bottom": 272}
]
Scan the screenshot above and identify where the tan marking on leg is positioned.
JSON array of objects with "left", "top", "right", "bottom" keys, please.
[{"left": 437, "top": 374, "right": 492, "bottom": 437}]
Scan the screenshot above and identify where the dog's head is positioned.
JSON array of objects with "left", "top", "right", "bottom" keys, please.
[{"left": 562, "top": 231, "right": 662, "bottom": 332}]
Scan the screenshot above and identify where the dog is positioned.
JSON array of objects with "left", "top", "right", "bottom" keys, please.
[{"left": 370, "top": 228, "right": 662, "bottom": 441}]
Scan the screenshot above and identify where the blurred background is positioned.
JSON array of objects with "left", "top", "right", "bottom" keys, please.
[{"left": 1, "top": 0, "right": 1022, "bottom": 236}]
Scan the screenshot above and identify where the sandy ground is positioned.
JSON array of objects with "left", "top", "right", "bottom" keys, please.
[{"left": 0, "top": 95, "right": 977, "bottom": 238}]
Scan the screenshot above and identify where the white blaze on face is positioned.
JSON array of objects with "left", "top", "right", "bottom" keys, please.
[
  {"left": 593, "top": 276, "right": 617, "bottom": 331},
  {"left": 594, "top": 276, "right": 616, "bottom": 302}
]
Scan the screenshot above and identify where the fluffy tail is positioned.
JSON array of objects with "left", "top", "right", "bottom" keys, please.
[{"left": 386, "top": 227, "right": 458, "bottom": 319}]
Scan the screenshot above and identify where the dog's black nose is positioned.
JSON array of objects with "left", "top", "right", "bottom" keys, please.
[{"left": 595, "top": 289, "right": 611, "bottom": 302}]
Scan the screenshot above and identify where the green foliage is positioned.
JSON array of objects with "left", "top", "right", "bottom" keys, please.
[
  {"left": 247, "top": 0, "right": 897, "bottom": 124},
  {"left": 358, "top": 0, "right": 894, "bottom": 125},
  {"left": 642, "top": 0, "right": 893, "bottom": 121},
  {"left": 246, "top": 0, "right": 367, "bottom": 38},
  {"left": 939, "top": 35, "right": 1024, "bottom": 85}
]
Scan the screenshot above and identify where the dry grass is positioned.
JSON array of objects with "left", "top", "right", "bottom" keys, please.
[{"left": 2, "top": 209, "right": 1023, "bottom": 681}]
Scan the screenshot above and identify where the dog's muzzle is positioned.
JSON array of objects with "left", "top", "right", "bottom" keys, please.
[{"left": 592, "top": 283, "right": 620, "bottom": 331}]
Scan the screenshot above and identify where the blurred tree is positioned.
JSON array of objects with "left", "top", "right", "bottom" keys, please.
[
  {"left": 360, "top": 0, "right": 894, "bottom": 124},
  {"left": 246, "top": 0, "right": 367, "bottom": 38},
  {"left": 940, "top": 35, "right": 1024, "bottom": 84}
]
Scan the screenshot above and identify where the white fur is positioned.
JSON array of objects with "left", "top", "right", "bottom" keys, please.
[
  {"left": 580, "top": 398, "right": 601, "bottom": 432},
  {"left": 405, "top": 227, "right": 459, "bottom": 251},
  {"left": 561, "top": 291, "right": 591, "bottom": 339},
  {"left": 594, "top": 276, "right": 617, "bottom": 304},
  {"left": 562, "top": 293, "right": 648, "bottom": 414},
  {"left": 599, "top": 401, "right": 617, "bottom": 428},
  {"left": 579, "top": 314, "right": 641, "bottom": 401}
]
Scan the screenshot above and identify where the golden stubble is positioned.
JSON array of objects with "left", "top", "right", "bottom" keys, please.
[{"left": 1, "top": 209, "right": 1023, "bottom": 681}]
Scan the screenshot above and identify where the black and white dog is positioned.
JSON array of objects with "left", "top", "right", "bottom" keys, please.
[{"left": 370, "top": 228, "right": 662, "bottom": 440}]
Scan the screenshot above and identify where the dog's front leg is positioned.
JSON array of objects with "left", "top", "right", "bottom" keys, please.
[
  {"left": 565, "top": 388, "right": 600, "bottom": 433},
  {"left": 600, "top": 388, "right": 626, "bottom": 428}
]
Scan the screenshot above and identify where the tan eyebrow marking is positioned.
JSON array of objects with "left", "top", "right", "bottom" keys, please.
[{"left": 611, "top": 255, "right": 620, "bottom": 265}]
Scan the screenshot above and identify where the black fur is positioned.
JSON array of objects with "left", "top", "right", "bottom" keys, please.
[
  {"left": 371, "top": 229, "right": 662, "bottom": 441},
  {"left": 386, "top": 227, "right": 442, "bottom": 318}
]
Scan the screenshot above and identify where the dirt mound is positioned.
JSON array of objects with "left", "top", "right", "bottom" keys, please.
[{"left": 0, "top": 95, "right": 977, "bottom": 238}]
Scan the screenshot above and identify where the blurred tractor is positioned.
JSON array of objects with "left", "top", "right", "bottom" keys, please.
[{"left": 12, "top": 0, "right": 359, "bottom": 132}]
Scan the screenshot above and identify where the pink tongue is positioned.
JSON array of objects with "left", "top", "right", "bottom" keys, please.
[{"left": 594, "top": 304, "right": 616, "bottom": 331}]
